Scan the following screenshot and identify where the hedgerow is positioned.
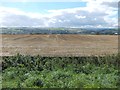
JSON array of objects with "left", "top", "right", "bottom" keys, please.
[{"left": 2, "top": 53, "right": 120, "bottom": 88}]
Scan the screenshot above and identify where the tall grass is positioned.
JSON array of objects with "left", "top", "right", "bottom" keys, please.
[{"left": 2, "top": 53, "right": 120, "bottom": 88}]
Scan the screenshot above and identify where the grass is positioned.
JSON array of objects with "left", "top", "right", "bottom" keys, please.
[{"left": 1, "top": 53, "right": 120, "bottom": 88}]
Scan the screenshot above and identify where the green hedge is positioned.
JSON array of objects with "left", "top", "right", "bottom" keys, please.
[{"left": 2, "top": 53, "right": 120, "bottom": 88}]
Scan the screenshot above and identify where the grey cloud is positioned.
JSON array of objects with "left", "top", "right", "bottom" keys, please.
[
  {"left": 48, "top": 10, "right": 108, "bottom": 27},
  {"left": 102, "top": 2, "right": 118, "bottom": 8}
]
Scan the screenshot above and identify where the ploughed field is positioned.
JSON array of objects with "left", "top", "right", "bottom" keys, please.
[{"left": 1, "top": 34, "right": 118, "bottom": 56}]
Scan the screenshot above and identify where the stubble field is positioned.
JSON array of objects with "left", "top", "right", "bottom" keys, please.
[{"left": 1, "top": 34, "right": 118, "bottom": 56}]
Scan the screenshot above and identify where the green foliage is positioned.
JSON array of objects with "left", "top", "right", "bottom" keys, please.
[{"left": 2, "top": 53, "right": 120, "bottom": 88}]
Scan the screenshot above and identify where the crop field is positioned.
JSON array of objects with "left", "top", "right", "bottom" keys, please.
[{"left": 1, "top": 34, "right": 118, "bottom": 56}]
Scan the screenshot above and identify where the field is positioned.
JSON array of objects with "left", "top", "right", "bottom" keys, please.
[{"left": 1, "top": 34, "right": 118, "bottom": 56}]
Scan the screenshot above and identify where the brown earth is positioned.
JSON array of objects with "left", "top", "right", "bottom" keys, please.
[{"left": 0, "top": 34, "right": 118, "bottom": 56}]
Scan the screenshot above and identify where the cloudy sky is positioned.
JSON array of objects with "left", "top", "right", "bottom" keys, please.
[{"left": 0, "top": 0, "right": 118, "bottom": 28}]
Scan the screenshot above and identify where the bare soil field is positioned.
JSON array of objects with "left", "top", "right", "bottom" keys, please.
[{"left": 1, "top": 34, "right": 118, "bottom": 56}]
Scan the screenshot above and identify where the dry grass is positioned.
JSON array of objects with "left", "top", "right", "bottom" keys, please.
[{"left": 1, "top": 34, "right": 118, "bottom": 56}]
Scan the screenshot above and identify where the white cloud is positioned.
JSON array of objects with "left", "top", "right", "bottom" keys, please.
[
  {"left": 0, "top": 6, "right": 48, "bottom": 27},
  {"left": 0, "top": 0, "right": 93, "bottom": 2},
  {"left": 0, "top": 0, "right": 118, "bottom": 28},
  {"left": 75, "top": 15, "right": 86, "bottom": 19}
]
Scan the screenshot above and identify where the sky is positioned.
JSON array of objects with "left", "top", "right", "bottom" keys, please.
[{"left": 0, "top": 0, "right": 118, "bottom": 28}]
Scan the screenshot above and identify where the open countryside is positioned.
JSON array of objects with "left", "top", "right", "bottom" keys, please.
[{"left": 1, "top": 34, "right": 118, "bottom": 56}]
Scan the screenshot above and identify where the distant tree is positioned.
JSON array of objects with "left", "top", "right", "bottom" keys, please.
[{"left": 96, "top": 32, "right": 100, "bottom": 35}]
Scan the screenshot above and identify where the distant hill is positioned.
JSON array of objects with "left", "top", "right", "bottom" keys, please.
[{"left": 0, "top": 27, "right": 118, "bottom": 35}]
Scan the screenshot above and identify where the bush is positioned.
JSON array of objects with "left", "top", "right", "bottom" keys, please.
[{"left": 2, "top": 53, "right": 119, "bottom": 88}]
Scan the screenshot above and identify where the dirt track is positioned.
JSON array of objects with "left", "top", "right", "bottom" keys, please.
[{"left": 1, "top": 34, "right": 118, "bottom": 56}]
